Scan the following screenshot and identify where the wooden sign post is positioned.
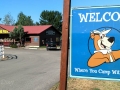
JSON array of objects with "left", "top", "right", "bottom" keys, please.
[{"left": 59, "top": 0, "right": 71, "bottom": 90}]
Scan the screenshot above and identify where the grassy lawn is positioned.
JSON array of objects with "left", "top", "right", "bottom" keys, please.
[
  {"left": 39, "top": 46, "right": 46, "bottom": 48},
  {"left": 50, "top": 78, "right": 120, "bottom": 90}
]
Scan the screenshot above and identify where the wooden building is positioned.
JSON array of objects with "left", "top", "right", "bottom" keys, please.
[{"left": 0, "top": 24, "right": 61, "bottom": 47}]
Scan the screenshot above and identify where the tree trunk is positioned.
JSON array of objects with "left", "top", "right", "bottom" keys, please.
[
  {"left": 13, "top": 39, "right": 15, "bottom": 44},
  {"left": 20, "top": 39, "right": 22, "bottom": 47},
  {"left": 20, "top": 36, "right": 22, "bottom": 47}
]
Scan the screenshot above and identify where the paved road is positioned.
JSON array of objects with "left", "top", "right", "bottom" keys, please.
[{"left": 0, "top": 49, "right": 61, "bottom": 90}]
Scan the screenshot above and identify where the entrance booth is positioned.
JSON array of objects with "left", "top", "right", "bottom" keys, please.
[{"left": 0, "top": 29, "right": 12, "bottom": 46}]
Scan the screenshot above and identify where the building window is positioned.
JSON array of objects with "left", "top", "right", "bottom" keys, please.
[
  {"left": 34, "top": 37, "right": 38, "bottom": 42},
  {"left": 25, "top": 37, "right": 31, "bottom": 42}
]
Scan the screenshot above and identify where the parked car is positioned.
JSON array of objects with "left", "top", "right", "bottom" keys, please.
[{"left": 46, "top": 41, "right": 57, "bottom": 50}]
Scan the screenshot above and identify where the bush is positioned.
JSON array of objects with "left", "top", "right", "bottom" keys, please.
[{"left": 10, "top": 44, "right": 18, "bottom": 48}]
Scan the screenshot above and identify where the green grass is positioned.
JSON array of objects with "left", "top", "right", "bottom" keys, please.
[
  {"left": 92, "top": 88, "right": 100, "bottom": 90},
  {"left": 39, "top": 46, "right": 46, "bottom": 48}
]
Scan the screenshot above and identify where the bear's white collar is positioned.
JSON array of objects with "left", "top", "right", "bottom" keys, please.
[
  {"left": 94, "top": 49, "right": 111, "bottom": 54},
  {"left": 94, "top": 49, "right": 113, "bottom": 62}
]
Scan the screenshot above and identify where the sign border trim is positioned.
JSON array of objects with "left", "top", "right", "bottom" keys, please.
[{"left": 70, "top": 5, "right": 120, "bottom": 81}]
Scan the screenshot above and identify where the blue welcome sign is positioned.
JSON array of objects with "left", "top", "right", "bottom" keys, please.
[{"left": 70, "top": 5, "right": 120, "bottom": 81}]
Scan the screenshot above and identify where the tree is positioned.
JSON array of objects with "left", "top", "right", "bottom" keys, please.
[
  {"left": 33, "top": 22, "right": 40, "bottom": 26},
  {"left": 17, "top": 25, "right": 24, "bottom": 46},
  {"left": 9, "top": 25, "right": 24, "bottom": 46},
  {"left": 35, "top": 22, "right": 40, "bottom": 25},
  {"left": 9, "top": 27, "right": 18, "bottom": 44},
  {"left": 15, "top": 12, "right": 34, "bottom": 26},
  {"left": 0, "top": 18, "right": 1, "bottom": 21},
  {"left": 2, "top": 13, "right": 15, "bottom": 25},
  {"left": 39, "top": 10, "right": 62, "bottom": 31}
]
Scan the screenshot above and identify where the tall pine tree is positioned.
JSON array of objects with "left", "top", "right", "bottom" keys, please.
[{"left": 39, "top": 10, "right": 62, "bottom": 31}]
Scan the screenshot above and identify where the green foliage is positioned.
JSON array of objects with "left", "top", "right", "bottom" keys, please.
[
  {"left": 17, "top": 25, "right": 24, "bottom": 40},
  {"left": 35, "top": 22, "right": 40, "bottom": 25},
  {"left": 0, "top": 18, "right": 2, "bottom": 24},
  {"left": 2, "top": 13, "right": 15, "bottom": 25},
  {"left": 92, "top": 88, "right": 100, "bottom": 90},
  {"left": 10, "top": 44, "right": 18, "bottom": 48},
  {"left": 9, "top": 25, "right": 24, "bottom": 46},
  {"left": 39, "top": 10, "right": 62, "bottom": 31},
  {"left": 40, "top": 46, "right": 46, "bottom": 48},
  {"left": 9, "top": 27, "right": 18, "bottom": 39},
  {"left": 15, "top": 12, "right": 34, "bottom": 26}
]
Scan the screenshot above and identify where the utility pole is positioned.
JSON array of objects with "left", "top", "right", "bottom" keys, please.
[{"left": 59, "top": 0, "right": 71, "bottom": 90}]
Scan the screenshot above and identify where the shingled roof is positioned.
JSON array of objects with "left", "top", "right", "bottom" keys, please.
[{"left": 0, "top": 24, "right": 52, "bottom": 34}]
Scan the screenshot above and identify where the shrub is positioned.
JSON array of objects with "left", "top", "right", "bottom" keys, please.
[
  {"left": 92, "top": 88, "right": 100, "bottom": 90},
  {"left": 10, "top": 44, "right": 18, "bottom": 48}
]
